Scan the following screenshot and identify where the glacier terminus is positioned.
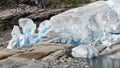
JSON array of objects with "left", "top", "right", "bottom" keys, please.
[{"left": 7, "top": 0, "right": 120, "bottom": 58}]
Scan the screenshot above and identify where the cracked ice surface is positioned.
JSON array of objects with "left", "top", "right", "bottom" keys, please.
[{"left": 7, "top": 0, "right": 120, "bottom": 57}]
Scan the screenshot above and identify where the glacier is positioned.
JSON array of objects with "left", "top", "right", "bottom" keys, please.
[{"left": 7, "top": 0, "right": 120, "bottom": 58}]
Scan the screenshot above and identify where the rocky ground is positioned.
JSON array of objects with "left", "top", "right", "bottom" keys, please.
[
  {"left": 0, "top": 30, "right": 120, "bottom": 68},
  {"left": 0, "top": 42, "right": 90, "bottom": 68},
  {"left": 0, "top": 57, "right": 89, "bottom": 68},
  {"left": 0, "top": 2, "right": 91, "bottom": 68},
  {"left": 0, "top": 30, "right": 89, "bottom": 68},
  {"left": 0, "top": 30, "right": 92, "bottom": 68},
  {"left": 0, "top": 0, "right": 120, "bottom": 68}
]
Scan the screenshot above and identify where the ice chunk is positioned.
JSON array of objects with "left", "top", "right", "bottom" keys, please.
[
  {"left": 7, "top": 26, "right": 21, "bottom": 49},
  {"left": 7, "top": 36, "right": 18, "bottom": 49},
  {"left": 19, "top": 18, "right": 36, "bottom": 35},
  {"left": 11, "top": 26, "right": 21, "bottom": 36},
  {"left": 18, "top": 35, "right": 25, "bottom": 48},
  {"left": 7, "top": 18, "right": 38, "bottom": 49},
  {"left": 19, "top": 18, "right": 39, "bottom": 45},
  {"left": 71, "top": 45, "right": 99, "bottom": 58}
]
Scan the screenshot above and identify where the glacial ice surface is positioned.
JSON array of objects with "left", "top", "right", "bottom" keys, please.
[
  {"left": 7, "top": 0, "right": 120, "bottom": 58},
  {"left": 72, "top": 45, "right": 99, "bottom": 58}
]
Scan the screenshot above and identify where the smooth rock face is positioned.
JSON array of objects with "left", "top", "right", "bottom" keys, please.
[
  {"left": 11, "top": 43, "right": 73, "bottom": 60},
  {"left": 0, "top": 43, "right": 73, "bottom": 61},
  {"left": 0, "top": 49, "right": 23, "bottom": 60}
]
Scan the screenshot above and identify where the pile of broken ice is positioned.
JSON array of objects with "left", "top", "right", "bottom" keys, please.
[{"left": 7, "top": 0, "right": 120, "bottom": 58}]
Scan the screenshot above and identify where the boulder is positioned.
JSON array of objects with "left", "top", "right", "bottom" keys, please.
[
  {"left": 11, "top": 43, "right": 73, "bottom": 60},
  {"left": 0, "top": 43, "right": 73, "bottom": 60},
  {"left": 71, "top": 45, "right": 99, "bottom": 58}
]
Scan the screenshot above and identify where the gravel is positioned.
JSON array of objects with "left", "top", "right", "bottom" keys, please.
[
  {"left": 0, "top": 56, "right": 90, "bottom": 68},
  {"left": 44, "top": 56, "right": 90, "bottom": 68}
]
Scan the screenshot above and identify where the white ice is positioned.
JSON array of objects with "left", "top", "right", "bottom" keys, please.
[
  {"left": 72, "top": 45, "right": 99, "bottom": 58},
  {"left": 7, "top": 0, "right": 120, "bottom": 58}
]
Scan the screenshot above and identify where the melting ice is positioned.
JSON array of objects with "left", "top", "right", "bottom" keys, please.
[{"left": 7, "top": 0, "right": 120, "bottom": 58}]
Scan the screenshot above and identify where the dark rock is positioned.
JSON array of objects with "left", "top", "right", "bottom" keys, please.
[
  {"left": 28, "top": 8, "right": 66, "bottom": 22},
  {"left": 0, "top": 43, "right": 3, "bottom": 46},
  {"left": 0, "top": 6, "right": 37, "bottom": 28},
  {"left": 0, "top": 5, "right": 66, "bottom": 29}
]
